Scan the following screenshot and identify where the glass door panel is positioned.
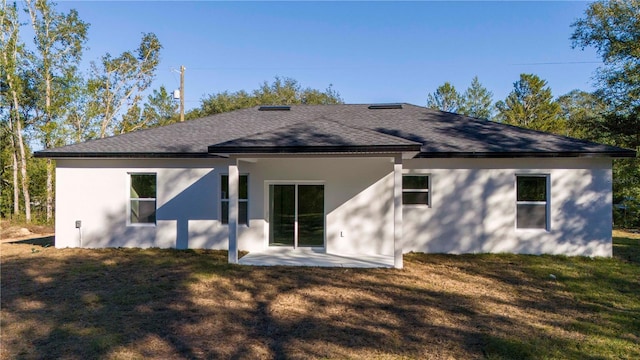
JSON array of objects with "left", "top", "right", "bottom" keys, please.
[
  {"left": 297, "top": 185, "right": 324, "bottom": 247},
  {"left": 269, "top": 185, "right": 295, "bottom": 246}
]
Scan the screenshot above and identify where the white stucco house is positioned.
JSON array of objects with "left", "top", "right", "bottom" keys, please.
[{"left": 35, "top": 103, "right": 636, "bottom": 268}]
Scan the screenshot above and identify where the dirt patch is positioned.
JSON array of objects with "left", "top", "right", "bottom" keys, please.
[
  {"left": 0, "top": 220, "right": 54, "bottom": 243},
  {"left": 614, "top": 229, "right": 640, "bottom": 239}
]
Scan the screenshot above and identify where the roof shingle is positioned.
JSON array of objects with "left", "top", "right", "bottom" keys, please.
[{"left": 34, "top": 103, "right": 637, "bottom": 158}]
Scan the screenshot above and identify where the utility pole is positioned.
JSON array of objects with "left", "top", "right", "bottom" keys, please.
[{"left": 180, "top": 65, "right": 185, "bottom": 122}]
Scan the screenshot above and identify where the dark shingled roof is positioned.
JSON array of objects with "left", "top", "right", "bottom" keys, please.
[
  {"left": 208, "top": 118, "right": 421, "bottom": 154},
  {"left": 34, "top": 103, "right": 636, "bottom": 158}
]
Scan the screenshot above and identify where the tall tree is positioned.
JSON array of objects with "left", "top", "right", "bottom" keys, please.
[
  {"left": 26, "top": 0, "right": 89, "bottom": 221},
  {"left": 117, "top": 85, "right": 178, "bottom": 133},
  {"left": 190, "top": 90, "right": 256, "bottom": 119},
  {"left": 116, "top": 103, "right": 142, "bottom": 135},
  {"left": 254, "top": 77, "right": 299, "bottom": 105},
  {"left": 192, "top": 77, "right": 343, "bottom": 118},
  {"left": 119, "top": 86, "right": 179, "bottom": 133},
  {"left": 117, "top": 86, "right": 179, "bottom": 134},
  {"left": 63, "top": 74, "right": 98, "bottom": 143},
  {"left": 87, "top": 32, "right": 162, "bottom": 138},
  {"left": 426, "top": 82, "right": 461, "bottom": 113},
  {"left": 300, "top": 84, "right": 342, "bottom": 105},
  {"left": 495, "top": 74, "right": 564, "bottom": 133},
  {"left": 1, "top": 0, "right": 31, "bottom": 221},
  {"left": 142, "top": 86, "right": 179, "bottom": 126},
  {"left": 253, "top": 77, "right": 343, "bottom": 106},
  {"left": 572, "top": 0, "right": 640, "bottom": 111},
  {"left": 572, "top": 0, "right": 640, "bottom": 226},
  {"left": 459, "top": 76, "right": 494, "bottom": 119},
  {"left": 557, "top": 89, "right": 608, "bottom": 139},
  {"left": 0, "top": 123, "right": 17, "bottom": 217},
  {"left": 0, "top": 1, "right": 19, "bottom": 216}
]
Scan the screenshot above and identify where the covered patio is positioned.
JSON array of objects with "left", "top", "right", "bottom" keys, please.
[{"left": 238, "top": 248, "right": 394, "bottom": 268}]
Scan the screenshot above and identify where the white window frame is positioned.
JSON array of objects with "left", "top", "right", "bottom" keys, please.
[
  {"left": 401, "top": 171, "right": 431, "bottom": 207},
  {"left": 220, "top": 174, "right": 249, "bottom": 226},
  {"left": 515, "top": 174, "right": 550, "bottom": 231},
  {"left": 127, "top": 172, "right": 157, "bottom": 227}
]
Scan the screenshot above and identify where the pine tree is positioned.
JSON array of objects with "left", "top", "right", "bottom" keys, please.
[
  {"left": 495, "top": 74, "right": 564, "bottom": 133},
  {"left": 459, "top": 76, "right": 493, "bottom": 119},
  {"left": 426, "top": 82, "right": 461, "bottom": 113}
]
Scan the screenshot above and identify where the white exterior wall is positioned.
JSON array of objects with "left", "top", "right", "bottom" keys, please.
[
  {"left": 403, "top": 158, "right": 613, "bottom": 256},
  {"left": 238, "top": 157, "right": 394, "bottom": 256},
  {"left": 55, "top": 157, "right": 396, "bottom": 257},
  {"left": 55, "top": 156, "right": 613, "bottom": 257},
  {"left": 55, "top": 158, "right": 232, "bottom": 249}
]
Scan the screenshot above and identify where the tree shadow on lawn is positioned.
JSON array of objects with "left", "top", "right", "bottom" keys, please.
[
  {"left": 421, "top": 241, "right": 640, "bottom": 360},
  {"left": 2, "top": 244, "right": 638, "bottom": 359}
]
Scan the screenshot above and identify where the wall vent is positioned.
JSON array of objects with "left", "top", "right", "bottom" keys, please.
[
  {"left": 259, "top": 105, "right": 291, "bottom": 111},
  {"left": 368, "top": 103, "right": 403, "bottom": 110}
]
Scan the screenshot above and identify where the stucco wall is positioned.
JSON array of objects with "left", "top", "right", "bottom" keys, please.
[
  {"left": 239, "top": 157, "right": 394, "bottom": 256},
  {"left": 55, "top": 158, "right": 232, "bottom": 249},
  {"left": 55, "top": 156, "right": 613, "bottom": 257},
  {"left": 402, "top": 158, "right": 613, "bottom": 256},
  {"left": 54, "top": 157, "right": 395, "bottom": 257}
]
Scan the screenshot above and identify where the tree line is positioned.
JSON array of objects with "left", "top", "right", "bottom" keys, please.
[
  {"left": 0, "top": 1, "right": 343, "bottom": 223},
  {"left": 1, "top": 0, "right": 638, "bottom": 226},
  {"left": 1, "top": 0, "right": 165, "bottom": 222},
  {"left": 424, "top": 1, "right": 638, "bottom": 226}
]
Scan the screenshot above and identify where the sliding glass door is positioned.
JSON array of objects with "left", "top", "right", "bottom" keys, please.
[
  {"left": 269, "top": 184, "right": 324, "bottom": 248},
  {"left": 297, "top": 185, "right": 324, "bottom": 247},
  {"left": 269, "top": 185, "right": 295, "bottom": 246}
]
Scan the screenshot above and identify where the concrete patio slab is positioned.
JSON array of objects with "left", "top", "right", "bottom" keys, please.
[{"left": 238, "top": 247, "right": 394, "bottom": 268}]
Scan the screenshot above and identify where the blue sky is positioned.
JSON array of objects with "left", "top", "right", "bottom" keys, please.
[{"left": 54, "top": 1, "right": 601, "bottom": 111}]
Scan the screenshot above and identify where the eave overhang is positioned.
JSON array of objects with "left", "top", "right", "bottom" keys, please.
[
  {"left": 207, "top": 144, "right": 422, "bottom": 155},
  {"left": 32, "top": 151, "right": 222, "bottom": 159},
  {"left": 415, "top": 150, "right": 638, "bottom": 158}
]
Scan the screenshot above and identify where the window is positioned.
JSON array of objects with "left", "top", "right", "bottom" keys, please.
[
  {"left": 221, "top": 175, "right": 248, "bottom": 225},
  {"left": 403, "top": 175, "right": 430, "bottom": 206},
  {"left": 130, "top": 174, "right": 156, "bottom": 224},
  {"left": 516, "top": 175, "right": 548, "bottom": 229}
]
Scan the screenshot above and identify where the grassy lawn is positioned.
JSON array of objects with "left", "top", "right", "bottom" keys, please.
[{"left": 1, "top": 232, "right": 638, "bottom": 359}]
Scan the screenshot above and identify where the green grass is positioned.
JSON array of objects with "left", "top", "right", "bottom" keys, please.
[{"left": 1, "top": 232, "right": 638, "bottom": 359}]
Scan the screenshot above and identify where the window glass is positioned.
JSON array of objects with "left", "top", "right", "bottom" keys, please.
[
  {"left": 131, "top": 200, "right": 156, "bottom": 224},
  {"left": 130, "top": 174, "right": 156, "bottom": 224},
  {"left": 221, "top": 202, "right": 229, "bottom": 224},
  {"left": 239, "top": 176, "right": 248, "bottom": 199},
  {"left": 517, "top": 176, "right": 546, "bottom": 202},
  {"left": 402, "top": 192, "right": 430, "bottom": 205},
  {"left": 239, "top": 202, "right": 248, "bottom": 225},
  {"left": 403, "top": 175, "right": 429, "bottom": 190},
  {"left": 402, "top": 175, "right": 430, "bottom": 206},
  {"left": 516, "top": 176, "right": 548, "bottom": 229},
  {"left": 130, "top": 174, "right": 156, "bottom": 198},
  {"left": 221, "top": 174, "right": 248, "bottom": 225},
  {"left": 221, "top": 175, "right": 247, "bottom": 200},
  {"left": 221, "top": 175, "right": 229, "bottom": 199},
  {"left": 517, "top": 204, "right": 546, "bottom": 229}
]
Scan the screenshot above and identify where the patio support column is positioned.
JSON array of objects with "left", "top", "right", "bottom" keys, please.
[
  {"left": 228, "top": 160, "right": 239, "bottom": 264},
  {"left": 393, "top": 155, "right": 403, "bottom": 269}
]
